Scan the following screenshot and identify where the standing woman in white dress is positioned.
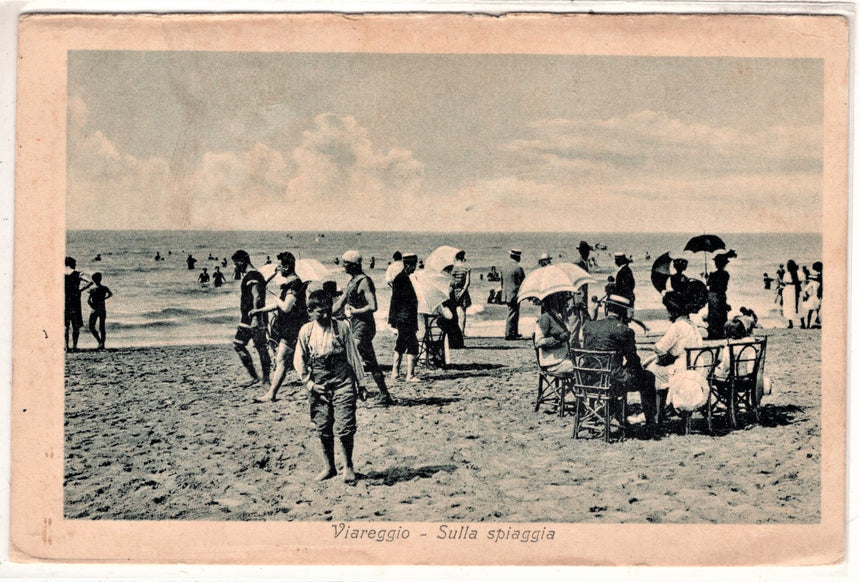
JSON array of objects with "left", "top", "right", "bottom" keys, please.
[{"left": 782, "top": 259, "right": 802, "bottom": 329}]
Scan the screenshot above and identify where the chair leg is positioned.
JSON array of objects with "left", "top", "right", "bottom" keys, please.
[
  {"left": 729, "top": 385, "right": 738, "bottom": 429},
  {"left": 535, "top": 377, "right": 543, "bottom": 412},
  {"left": 573, "top": 396, "right": 582, "bottom": 439},
  {"left": 604, "top": 400, "right": 610, "bottom": 443},
  {"left": 558, "top": 380, "right": 566, "bottom": 418},
  {"left": 684, "top": 412, "right": 692, "bottom": 435}
]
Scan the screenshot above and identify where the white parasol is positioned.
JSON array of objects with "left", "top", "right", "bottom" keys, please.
[
  {"left": 411, "top": 271, "right": 452, "bottom": 315},
  {"left": 517, "top": 262, "right": 597, "bottom": 303},
  {"left": 423, "top": 245, "right": 462, "bottom": 273}
]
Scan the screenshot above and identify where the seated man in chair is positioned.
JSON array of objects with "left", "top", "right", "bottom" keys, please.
[{"left": 582, "top": 294, "right": 658, "bottom": 429}]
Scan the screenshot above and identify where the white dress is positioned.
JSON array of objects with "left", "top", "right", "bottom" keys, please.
[
  {"left": 781, "top": 273, "right": 799, "bottom": 323},
  {"left": 646, "top": 317, "right": 703, "bottom": 390}
]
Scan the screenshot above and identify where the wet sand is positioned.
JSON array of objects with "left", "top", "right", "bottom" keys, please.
[{"left": 64, "top": 328, "right": 820, "bottom": 523}]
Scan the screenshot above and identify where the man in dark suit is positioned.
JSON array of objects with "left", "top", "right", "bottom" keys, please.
[
  {"left": 500, "top": 249, "right": 526, "bottom": 340},
  {"left": 612, "top": 252, "right": 636, "bottom": 306},
  {"left": 582, "top": 294, "right": 658, "bottom": 429}
]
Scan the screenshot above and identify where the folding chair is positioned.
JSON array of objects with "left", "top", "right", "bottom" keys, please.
[
  {"left": 570, "top": 349, "right": 626, "bottom": 442},
  {"left": 533, "top": 342, "right": 567, "bottom": 415},
  {"left": 709, "top": 337, "right": 767, "bottom": 429},
  {"left": 684, "top": 344, "right": 723, "bottom": 434},
  {"left": 418, "top": 314, "right": 448, "bottom": 369}
]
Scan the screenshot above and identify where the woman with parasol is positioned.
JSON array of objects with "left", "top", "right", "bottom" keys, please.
[
  {"left": 533, "top": 292, "right": 575, "bottom": 376},
  {"left": 705, "top": 250, "right": 735, "bottom": 339}
]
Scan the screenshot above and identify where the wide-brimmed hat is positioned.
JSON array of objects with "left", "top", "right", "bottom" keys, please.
[
  {"left": 606, "top": 294, "right": 633, "bottom": 309},
  {"left": 510, "top": 249, "right": 522, "bottom": 259},
  {"left": 341, "top": 250, "right": 362, "bottom": 264},
  {"left": 614, "top": 252, "right": 630, "bottom": 263},
  {"left": 402, "top": 252, "right": 418, "bottom": 263}
]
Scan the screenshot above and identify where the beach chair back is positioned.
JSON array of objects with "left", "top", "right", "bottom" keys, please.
[
  {"left": 532, "top": 335, "right": 565, "bottom": 415},
  {"left": 418, "top": 314, "right": 447, "bottom": 369},
  {"left": 684, "top": 344, "right": 723, "bottom": 434},
  {"left": 726, "top": 336, "right": 767, "bottom": 426},
  {"left": 570, "top": 349, "right": 626, "bottom": 442}
]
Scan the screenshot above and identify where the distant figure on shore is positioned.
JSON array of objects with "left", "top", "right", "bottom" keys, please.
[
  {"left": 389, "top": 253, "right": 421, "bottom": 382},
  {"left": 802, "top": 265, "right": 811, "bottom": 283},
  {"left": 369, "top": 256, "right": 376, "bottom": 270},
  {"left": 487, "top": 289, "right": 497, "bottom": 304},
  {"left": 208, "top": 253, "right": 216, "bottom": 261},
  {"left": 87, "top": 272, "right": 113, "bottom": 350},
  {"left": 265, "top": 256, "right": 272, "bottom": 265},
  {"left": 93, "top": 253, "right": 102, "bottom": 262},
  {"left": 611, "top": 252, "right": 635, "bottom": 306},
  {"left": 812, "top": 261, "right": 823, "bottom": 327},
  {"left": 212, "top": 266, "right": 226, "bottom": 288},
  {"left": 706, "top": 250, "right": 734, "bottom": 339},
  {"left": 385, "top": 251, "right": 404, "bottom": 287},
  {"left": 186, "top": 254, "right": 197, "bottom": 270},
  {"left": 782, "top": 259, "right": 802, "bottom": 329},
  {"left": 487, "top": 266, "right": 500, "bottom": 282},
  {"left": 197, "top": 267, "right": 210, "bottom": 287},
  {"left": 450, "top": 250, "right": 472, "bottom": 337},
  {"left": 775, "top": 263, "right": 786, "bottom": 306},
  {"left": 571, "top": 240, "right": 594, "bottom": 338},
  {"left": 537, "top": 253, "right": 552, "bottom": 267},
  {"left": 334, "top": 250, "right": 394, "bottom": 406},
  {"left": 763, "top": 272, "right": 774, "bottom": 290},
  {"left": 294, "top": 289, "right": 365, "bottom": 483},
  {"left": 222, "top": 258, "right": 228, "bottom": 268},
  {"left": 250, "top": 251, "right": 308, "bottom": 403},
  {"left": 65, "top": 257, "right": 92, "bottom": 352},
  {"left": 501, "top": 249, "right": 526, "bottom": 340},
  {"left": 231, "top": 250, "right": 271, "bottom": 389},
  {"left": 801, "top": 263, "right": 822, "bottom": 329},
  {"left": 154, "top": 252, "right": 162, "bottom": 261}
]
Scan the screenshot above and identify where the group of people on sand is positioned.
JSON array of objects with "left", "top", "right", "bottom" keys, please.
[
  {"left": 766, "top": 260, "right": 823, "bottom": 329},
  {"left": 64, "top": 256, "right": 113, "bottom": 352},
  {"left": 229, "top": 248, "right": 437, "bottom": 483}
]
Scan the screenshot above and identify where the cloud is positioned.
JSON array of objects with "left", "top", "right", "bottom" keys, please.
[
  {"left": 67, "top": 97, "right": 174, "bottom": 229},
  {"left": 483, "top": 110, "right": 823, "bottom": 231},
  {"left": 287, "top": 113, "right": 424, "bottom": 209}
]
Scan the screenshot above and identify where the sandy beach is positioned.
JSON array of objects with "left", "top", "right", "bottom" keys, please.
[{"left": 63, "top": 328, "right": 820, "bottom": 524}]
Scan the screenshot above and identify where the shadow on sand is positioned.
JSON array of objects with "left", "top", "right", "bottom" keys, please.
[
  {"left": 393, "top": 396, "right": 461, "bottom": 407},
  {"left": 361, "top": 464, "right": 458, "bottom": 486}
]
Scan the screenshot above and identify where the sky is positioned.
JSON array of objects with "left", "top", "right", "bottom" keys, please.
[{"left": 67, "top": 51, "right": 823, "bottom": 232}]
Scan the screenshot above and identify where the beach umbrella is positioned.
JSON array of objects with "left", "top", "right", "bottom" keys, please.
[
  {"left": 684, "top": 234, "right": 726, "bottom": 277},
  {"left": 295, "top": 258, "right": 332, "bottom": 282},
  {"left": 258, "top": 259, "right": 333, "bottom": 289},
  {"left": 518, "top": 263, "right": 597, "bottom": 303},
  {"left": 411, "top": 271, "right": 452, "bottom": 315},
  {"left": 424, "top": 245, "right": 461, "bottom": 273},
  {"left": 650, "top": 252, "right": 673, "bottom": 293}
]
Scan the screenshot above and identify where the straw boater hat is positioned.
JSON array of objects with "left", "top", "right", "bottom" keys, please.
[
  {"left": 402, "top": 252, "right": 418, "bottom": 264},
  {"left": 605, "top": 294, "right": 634, "bottom": 317},
  {"left": 614, "top": 251, "right": 630, "bottom": 263},
  {"left": 538, "top": 252, "right": 551, "bottom": 265},
  {"left": 510, "top": 249, "right": 522, "bottom": 260},
  {"left": 341, "top": 250, "right": 362, "bottom": 264}
]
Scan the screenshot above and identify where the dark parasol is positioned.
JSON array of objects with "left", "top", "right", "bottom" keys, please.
[
  {"left": 650, "top": 252, "right": 674, "bottom": 293},
  {"left": 684, "top": 234, "right": 726, "bottom": 254}
]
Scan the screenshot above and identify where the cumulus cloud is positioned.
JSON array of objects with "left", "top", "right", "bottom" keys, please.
[
  {"left": 67, "top": 96, "right": 174, "bottom": 229},
  {"left": 287, "top": 113, "right": 424, "bottom": 208}
]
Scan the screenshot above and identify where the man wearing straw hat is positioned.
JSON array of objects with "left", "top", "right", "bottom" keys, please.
[
  {"left": 582, "top": 294, "right": 658, "bottom": 430},
  {"left": 501, "top": 249, "right": 526, "bottom": 340}
]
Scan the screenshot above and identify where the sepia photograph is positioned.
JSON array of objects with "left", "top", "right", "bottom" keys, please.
[{"left": 10, "top": 9, "right": 848, "bottom": 566}]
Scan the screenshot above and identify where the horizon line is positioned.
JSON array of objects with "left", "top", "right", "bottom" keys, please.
[{"left": 66, "top": 228, "right": 822, "bottom": 235}]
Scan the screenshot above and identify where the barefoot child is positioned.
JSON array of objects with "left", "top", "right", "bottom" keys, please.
[
  {"left": 86, "top": 272, "right": 112, "bottom": 349},
  {"left": 294, "top": 289, "right": 365, "bottom": 483}
]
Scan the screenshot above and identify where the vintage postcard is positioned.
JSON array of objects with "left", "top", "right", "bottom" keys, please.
[{"left": 10, "top": 10, "right": 848, "bottom": 566}]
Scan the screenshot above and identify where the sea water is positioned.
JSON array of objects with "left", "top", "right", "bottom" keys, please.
[{"left": 66, "top": 230, "right": 822, "bottom": 348}]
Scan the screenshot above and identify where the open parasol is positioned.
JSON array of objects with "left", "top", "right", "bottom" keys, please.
[
  {"left": 650, "top": 252, "right": 674, "bottom": 293},
  {"left": 423, "top": 245, "right": 462, "bottom": 273},
  {"left": 684, "top": 234, "right": 726, "bottom": 277},
  {"left": 518, "top": 263, "right": 597, "bottom": 303},
  {"left": 411, "top": 271, "right": 452, "bottom": 315},
  {"left": 258, "top": 259, "right": 334, "bottom": 292}
]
